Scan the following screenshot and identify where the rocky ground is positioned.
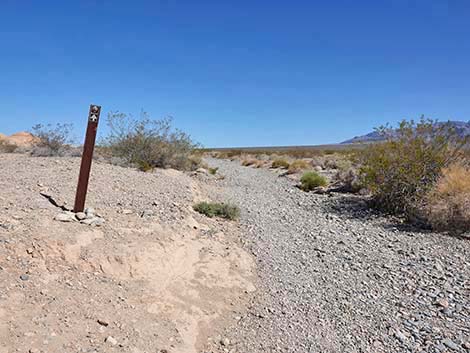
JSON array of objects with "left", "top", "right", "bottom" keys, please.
[
  {"left": 1, "top": 153, "right": 469, "bottom": 353},
  {"left": 204, "top": 158, "right": 470, "bottom": 353},
  {"left": 0, "top": 154, "right": 255, "bottom": 353}
]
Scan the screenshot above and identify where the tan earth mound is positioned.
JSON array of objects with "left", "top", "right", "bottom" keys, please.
[{"left": 6, "top": 131, "right": 37, "bottom": 146}]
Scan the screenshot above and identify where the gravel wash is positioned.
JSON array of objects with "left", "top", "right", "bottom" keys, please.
[{"left": 205, "top": 159, "right": 470, "bottom": 353}]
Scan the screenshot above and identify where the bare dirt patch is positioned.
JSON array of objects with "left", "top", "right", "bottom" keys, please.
[{"left": 0, "top": 154, "right": 255, "bottom": 353}]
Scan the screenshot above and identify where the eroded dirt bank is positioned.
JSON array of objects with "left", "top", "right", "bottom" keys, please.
[{"left": 0, "top": 154, "right": 255, "bottom": 353}]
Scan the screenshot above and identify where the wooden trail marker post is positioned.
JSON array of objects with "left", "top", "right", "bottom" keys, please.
[{"left": 73, "top": 104, "right": 101, "bottom": 213}]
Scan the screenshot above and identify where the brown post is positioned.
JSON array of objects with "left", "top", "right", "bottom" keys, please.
[{"left": 73, "top": 104, "right": 101, "bottom": 213}]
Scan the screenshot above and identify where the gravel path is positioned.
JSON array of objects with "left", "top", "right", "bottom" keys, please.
[{"left": 206, "top": 159, "right": 470, "bottom": 353}]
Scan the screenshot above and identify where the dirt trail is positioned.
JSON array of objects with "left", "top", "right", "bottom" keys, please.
[{"left": 0, "top": 154, "right": 255, "bottom": 353}]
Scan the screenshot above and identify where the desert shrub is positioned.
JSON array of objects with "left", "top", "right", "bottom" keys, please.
[
  {"left": 271, "top": 158, "right": 290, "bottom": 169},
  {"left": 31, "top": 123, "right": 73, "bottom": 157},
  {"left": 323, "top": 155, "right": 352, "bottom": 170},
  {"left": 0, "top": 140, "right": 17, "bottom": 153},
  {"left": 359, "top": 118, "right": 469, "bottom": 219},
  {"left": 423, "top": 164, "right": 470, "bottom": 233},
  {"left": 241, "top": 159, "right": 258, "bottom": 167},
  {"left": 104, "top": 111, "right": 200, "bottom": 171},
  {"left": 193, "top": 202, "right": 240, "bottom": 220},
  {"left": 300, "top": 171, "right": 328, "bottom": 191},
  {"left": 333, "top": 167, "right": 363, "bottom": 193},
  {"left": 255, "top": 160, "right": 265, "bottom": 168},
  {"left": 208, "top": 167, "right": 218, "bottom": 175},
  {"left": 287, "top": 160, "right": 311, "bottom": 174}
]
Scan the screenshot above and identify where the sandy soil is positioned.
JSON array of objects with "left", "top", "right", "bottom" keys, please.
[{"left": 0, "top": 154, "right": 255, "bottom": 353}]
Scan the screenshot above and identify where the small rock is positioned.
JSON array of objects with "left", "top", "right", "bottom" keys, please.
[
  {"left": 196, "top": 168, "right": 209, "bottom": 175},
  {"left": 20, "top": 274, "right": 29, "bottom": 281},
  {"left": 435, "top": 299, "right": 449, "bottom": 308},
  {"left": 141, "top": 210, "right": 155, "bottom": 218},
  {"left": 80, "top": 217, "right": 105, "bottom": 226},
  {"left": 220, "top": 338, "right": 230, "bottom": 346},
  {"left": 105, "top": 336, "right": 118, "bottom": 345},
  {"left": 122, "top": 209, "right": 133, "bottom": 215},
  {"left": 394, "top": 330, "right": 407, "bottom": 343},
  {"left": 442, "top": 339, "right": 459, "bottom": 351},
  {"left": 75, "top": 212, "right": 87, "bottom": 220},
  {"left": 54, "top": 213, "right": 76, "bottom": 222},
  {"left": 97, "top": 319, "right": 109, "bottom": 327}
]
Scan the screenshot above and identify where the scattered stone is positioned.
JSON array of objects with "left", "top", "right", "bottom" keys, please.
[
  {"left": 105, "top": 336, "right": 118, "bottom": 346},
  {"left": 97, "top": 319, "right": 109, "bottom": 327},
  {"left": 80, "top": 217, "right": 105, "bottom": 226},
  {"left": 435, "top": 299, "right": 449, "bottom": 309},
  {"left": 220, "top": 338, "right": 230, "bottom": 346},
  {"left": 141, "top": 210, "right": 155, "bottom": 218},
  {"left": 54, "top": 212, "right": 76, "bottom": 222},
  {"left": 20, "top": 274, "right": 29, "bottom": 281},
  {"left": 75, "top": 212, "right": 87, "bottom": 220},
  {"left": 442, "top": 338, "right": 460, "bottom": 351},
  {"left": 394, "top": 330, "right": 407, "bottom": 343}
]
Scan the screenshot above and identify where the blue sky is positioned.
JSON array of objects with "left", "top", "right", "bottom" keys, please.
[{"left": 1, "top": 1, "right": 469, "bottom": 147}]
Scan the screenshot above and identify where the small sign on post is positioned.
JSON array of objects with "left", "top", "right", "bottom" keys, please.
[{"left": 74, "top": 104, "right": 101, "bottom": 213}]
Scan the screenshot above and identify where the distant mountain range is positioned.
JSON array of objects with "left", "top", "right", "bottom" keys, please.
[{"left": 341, "top": 120, "right": 470, "bottom": 144}]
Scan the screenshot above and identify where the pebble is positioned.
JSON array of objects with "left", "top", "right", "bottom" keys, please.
[
  {"left": 75, "top": 212, "right": 87, "bottom": 220},
  {"left": 97, "top": 319, "right": 109, "bottom": 327},
  {"left": 435, "top": 299, "right": 449, "bottom": 308},
  {"left": 54, "top": 213, "right": 76, "bottom": 222},
  {"left": 442, "top": 338, "right": 459, "bottom": 350},
  {"left": 105, "top": 336, "right": 118, "bottom": 345},
  {"left": 20, "top": 274, "right": 29, "bottom": 281}
]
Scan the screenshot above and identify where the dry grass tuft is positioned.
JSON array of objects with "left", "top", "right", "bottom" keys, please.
[
  {"left": 287, "top": 160, "right": 311, "bottom": 174},
  {"left": 271, "top": 159, "right": 290, "bottom": 169},
  {"left": 0, "top": 140, "right": 18, "bottom": 153},
  {"left": 241, "top": 159, "right": 258, "bottom": 167},
  {"left": 424, "top": 164, "right": 470, "bottom": 233}
]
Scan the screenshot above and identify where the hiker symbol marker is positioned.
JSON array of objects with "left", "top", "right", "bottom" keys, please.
[{"left": 74, "top": 104, "right": 101, "bottom": 213}]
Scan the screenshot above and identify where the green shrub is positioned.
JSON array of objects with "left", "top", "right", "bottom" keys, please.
[
  {"left": 271, "top": 158, "right": 290, "bottom": 169},
  {"left": 31, "top": 123, "right": 73, "bottom": 157},
  {"left": 104, "top": 111, "right": 201, "bottom": 171},
  {"left": 193, "top": 202, "right": 240, "bottom": 220},
  {"left": 208, "top": 167, "right": 218, "bottom": 175},
  {"left": 359, "top": 118, "right": 469, "bottom": 219},
  {"left": 300, "top": 171, "right": 328, "bottom": 191}
]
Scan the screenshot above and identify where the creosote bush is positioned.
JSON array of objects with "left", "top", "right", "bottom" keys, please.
[
  {"left": 271, "top": 159, "right": 290, "bottom": 169},
  {"left": 424, "top": 163, "right": 470, "bottom": 233},
  {"left": 31, "top": 123, "right": 73, "bottom": 157},
  {"left": 104, "top": 111, "right": 201, "bottom": 171},
  {"left": 300, "top": 171, "right": 328, "bottom": 191},
  {"left": 193, "top": 202, "right": 240, "bottom": 220},
  {"left": 359, "top": 118, "right": 469, "bottom": 221}
]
